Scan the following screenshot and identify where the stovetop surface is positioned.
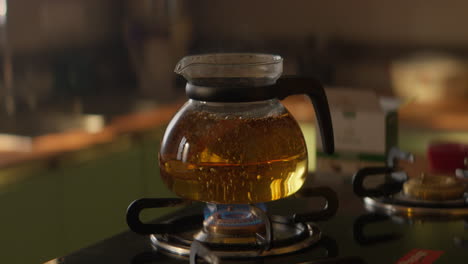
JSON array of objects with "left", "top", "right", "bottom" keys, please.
[{"left": 46, "top": 174, "right": 468, "bottom": 264}]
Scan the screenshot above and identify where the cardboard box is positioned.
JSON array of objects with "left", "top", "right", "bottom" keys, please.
[{"left": 315, "top": 87, "right": 399, "bottom": 176}]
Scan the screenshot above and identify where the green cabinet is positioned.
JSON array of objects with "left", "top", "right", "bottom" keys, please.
[
  {"left": 0, "top": 125, "right": 176, "bottom": 264},
  {"left": 61, "top": 137, "right": 144, "bottom": 253},
  {"left": 0, "top": 163, "right": 63, "bottom": 264}
]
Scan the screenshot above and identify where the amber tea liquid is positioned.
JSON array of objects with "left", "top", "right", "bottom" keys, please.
[{"left": 160, "top": 108, "right": 307, "bottom": 204}]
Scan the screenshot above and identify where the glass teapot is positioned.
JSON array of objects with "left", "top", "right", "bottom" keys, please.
[{"left": 159, "top": 53, "right": 334, "bottom": 204}]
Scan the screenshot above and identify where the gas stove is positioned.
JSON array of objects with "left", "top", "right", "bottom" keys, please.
[
  {"left": 45, "top": 172, "right": 467, "bottom": 264},
  {"left": 124, "top": 186, "right": 350, "bottom": 263}
]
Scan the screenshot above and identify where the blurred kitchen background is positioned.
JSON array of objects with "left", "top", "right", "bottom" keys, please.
[{"left": 3, "top": 0, "right": 468, "bottom": 263}]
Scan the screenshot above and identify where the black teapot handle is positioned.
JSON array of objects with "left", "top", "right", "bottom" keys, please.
[{"left": 275, "top": 77, "right": 334, "bottom": 154}]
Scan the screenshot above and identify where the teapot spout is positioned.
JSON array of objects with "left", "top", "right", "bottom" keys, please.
[{"left": 174, "top": 58, "right": 189, "bottom": 75}]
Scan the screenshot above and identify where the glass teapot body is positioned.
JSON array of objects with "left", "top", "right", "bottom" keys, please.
[
  {"left": 158, "top": 53, "right": 334, "bottom": 204},
  {"left": 159, "top": 99, "right": 307, "bottom": 204}
]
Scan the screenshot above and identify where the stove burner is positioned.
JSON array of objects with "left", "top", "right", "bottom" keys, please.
[
  {"left": 353, "top": 147, "right": 468, "bottom": 220},
  {"left": 363, "top": 196, "right": 468, "bottom": 220},
  {"left": 203, "top": 205, "right": 266, "bottom": 235},
  {"left": 403, "top": 174, "right": 467, "bottom": 201},
  {"left": 383, "top": 192, "right": 467, "bottom": 208},
  {"left": 150, "top": 215, "right": 322, "bottom": 258},
  {"left": 126, "top": 186, "right": 339, "bottom": 260},
  {"left": 196, "top": 204, "right": 273, "bottom": 250}
]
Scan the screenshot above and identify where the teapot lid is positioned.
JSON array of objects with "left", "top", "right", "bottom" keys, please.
[{"left": 175, "top": 53, "right": 284, "bottom": 102}]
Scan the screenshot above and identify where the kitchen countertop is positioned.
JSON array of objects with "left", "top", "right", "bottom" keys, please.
[
  {"left": 0, "top": 95, "right": 317, "bottom": 170},
  {"left": 1, "top": 95, "right": 468, "bottom": 177},
  {"left": 44, "top": 174, "right": 468, "bottom": 264},
  {"left": 0, "top": 99, "right": 184, "bottom": 169}
]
